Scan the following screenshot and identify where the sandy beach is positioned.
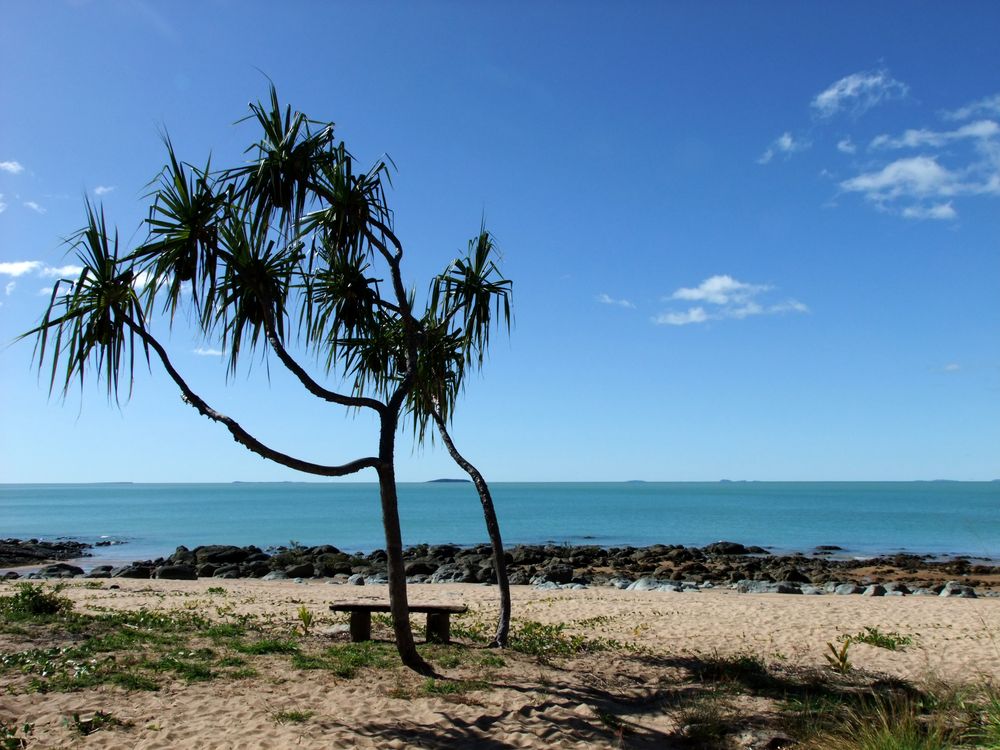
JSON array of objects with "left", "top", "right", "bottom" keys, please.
[{"left": 2, "top": 578, "right": 998, "bottom": 748}]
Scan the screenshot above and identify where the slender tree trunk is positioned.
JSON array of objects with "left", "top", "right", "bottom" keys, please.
[
  {"left": 432, "top": 409, "right": 510, "bottom": 647},
  {"left": 377, "top": 418, "right": 433, "bottom": 675}
]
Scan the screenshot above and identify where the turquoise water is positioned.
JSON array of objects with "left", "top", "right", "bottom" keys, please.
[{"left": 2, "top": 482, "right": 998, "bottom": 564}]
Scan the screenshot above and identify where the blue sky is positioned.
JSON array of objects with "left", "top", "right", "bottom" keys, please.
[{"left": 1, "top": 1, "right": 998, "bottom": 482}]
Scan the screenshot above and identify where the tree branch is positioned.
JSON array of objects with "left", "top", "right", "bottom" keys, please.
[
  {"left": 263, "top": 316, "right": 386, "bottom": 414},
  {"left": 124, "top": 317, "right": 381, "bottom": 477}
]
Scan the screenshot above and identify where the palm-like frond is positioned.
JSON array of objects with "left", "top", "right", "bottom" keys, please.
[
  {"left": 130, "top": 135, "right": 228, "bottom": 324},
  {"left": 22, "top": 201, "right": 149, "bottom": 401},
  {"left": 214, "top": 207, "right": 302, "bottom": 375},
  {"left": 227, "top": 84, "right": 337, "bottom": 231},
  {"left": 432, "top": 228, "right": 512, "bottom": 367},
  {"left": 405, "top": 320, "right": 466, "bottom": 442}
]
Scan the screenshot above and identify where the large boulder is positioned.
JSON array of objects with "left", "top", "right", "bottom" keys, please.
[
  {"left": 939, "top": 581, "right": 976, "bottom": 598},
  {"left": 284, "top": 562, "right": 314, "bottom": 579},
  {"left": 704, "top": 541, "right": 748, "bottom": 556},
  {"left": 39, "top": 563, "right": 84, "bottom": 578},
  {"left": 153, "top": 564, "right": 197, "bottom": 580},
  {"left": 112, "top": 564, "right": 152, "bottom": 579},
  {"left": 194, "top": 545, "right": 248, "bottom": 565},
  {"left": 428, "top": 563, "right": 477, "bottom": 583}
]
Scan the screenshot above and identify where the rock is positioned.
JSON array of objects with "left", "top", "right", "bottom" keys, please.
[
  {"left": 284, "top": 562, "right": 314, "bottom": 579},
  {"left": 939, "top": 581, "right": 977, "bottom": 598},
  {"left": 193, "top": 545, "right": 248, "bottom": 565},
  {"left": 85, "top": 565, "right": 113, "bottom": 578},
  {"left": 816, "top": 545, "right": 844, "bottom": 551},
  {"left": 365, "top": 573, "right": 388, "bottom": 585},
  {"left": 627, "top": 577, "right": 665, "bottom": 592},
  {"left": 607, "top": 577, "right": 632, "bottom": 590},
  {"left": 704, "top": 541, "right": 748, "bottom": 555},
  {"left": 262, "top": 570, "right": 288, "bottom": 581},
  {"left": 883, "top": 582, "right": 911, "bottom": 595},
  {"left": 508, "top": 569, "right": 532, "bottom": 585},
  {"left": 153, "top": 564, "right": 197, "bottom": 580},
  {"left": 347, "top": 573, "right": 365, "bottom": 585},
  {"left": 541, "top": 563, "right": 574, "bottom": 584},
  {"left": 196, "top": 563, "right": 218, "bottom": 577},
  {"left": 428, "top": 563, "right": 477, "bottom": 584},
  {"left": 112, "top": 564, "right": 152, "bottom": 579},
  {"left": 404, "top": 559, "right": 439, "bottom": 576},
  {"left": 212, "top": 564, "right": 241, "bottom": 578},
  {"left": 775, "top": 567, "right": 811, "bottom": 584},
  {"left": 834, "top": 583, "right": 863, "bottom": 595},
  {"left": 534, "top": 581, "right": 561, "bottom": 590},
  {"left": 2, "top": 571, "right": 21, "bottom": 580},
  {"left": 800, "top": 585, "right": 823, "bottom": 595},
  {"left": 862, "top": 584, "right": 886, "bottom": 597},
  {"left": 39, "top": 563, "right": 84, "bottom": 577},
  {"left": 735, "top": 579, "right": 801, "bottom": 594}
]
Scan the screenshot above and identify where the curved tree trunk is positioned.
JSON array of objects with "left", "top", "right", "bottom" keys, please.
[
  {"left": 432, "top": 409, "right": 510, "bottom": 648},
  {"left": 377, "top": 421, "right": 433, "bottom": 675}
]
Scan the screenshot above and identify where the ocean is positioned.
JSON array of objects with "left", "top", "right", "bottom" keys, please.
[{"left": 2, "top": 482, "right": 998, "bottom": 565}]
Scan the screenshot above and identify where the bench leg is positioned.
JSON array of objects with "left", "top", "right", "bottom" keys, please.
[
  {"left": 425, "top": 612, "right": 450, "bottom": 644},
  {"left": 349, "top": 611, "right": 372, "bottom": 642}
]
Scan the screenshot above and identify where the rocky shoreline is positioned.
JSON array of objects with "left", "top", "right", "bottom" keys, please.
[{"left": 3, "top": 538, "right": 998, "bottom": 598}]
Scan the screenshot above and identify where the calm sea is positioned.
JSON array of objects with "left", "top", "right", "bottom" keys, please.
[{"left": 2, "top": 482, "right": 998, "bottom": 565}]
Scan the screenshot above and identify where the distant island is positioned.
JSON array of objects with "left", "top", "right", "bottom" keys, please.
[{"left": 427, "top": 478, "right": 472, "bottom": 484}]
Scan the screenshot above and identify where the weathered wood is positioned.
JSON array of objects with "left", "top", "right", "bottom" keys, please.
[{"left": 330, "top": 603, "right": 467, "bottom": 644}]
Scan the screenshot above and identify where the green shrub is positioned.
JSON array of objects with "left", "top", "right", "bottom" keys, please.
[{"left": 0, "top": 583, "right": 72, "bottom": 619}]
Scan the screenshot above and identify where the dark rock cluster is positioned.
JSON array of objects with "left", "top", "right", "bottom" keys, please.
[
  {"left": 0, "top": 538, "right": 91, "bottom": 567},
  {"left": 4, "top": 538, "right": 997, "bottom": 597}
]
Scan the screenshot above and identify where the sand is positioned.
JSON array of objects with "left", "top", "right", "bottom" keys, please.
[{"left": 2, "top": 579, "right": 998, "bottom": 748}]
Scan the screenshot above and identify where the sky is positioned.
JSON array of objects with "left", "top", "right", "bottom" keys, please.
[{"left": 1, "top": 1, "right": 998, "bottom": 483}]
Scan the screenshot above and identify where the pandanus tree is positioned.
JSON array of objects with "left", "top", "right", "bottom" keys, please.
[{"left": 23, "top": 86, "right": 512, "bottom": 672}]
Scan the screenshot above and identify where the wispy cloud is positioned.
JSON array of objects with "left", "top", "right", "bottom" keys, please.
[
  {"left": 38, "top": 287, "right": 53, "bottom": 296},
  {"left": 943, "top": 93, "right": 1000, "bottom": 121},
  {"left": 942, "top": 362, "right": 961, "bottom": 372},
  {"left": 811, "top": 69, "right": 908, "bottom": 118},
  {"left": 901, "top": 202, "right": 957, "bottom": 220},
  {"left": 0, "top": 160, "right": 25, "bottom": 175},
  {"left": 758, "top": 132, "right": 809, "bottom": 164},
  {"left": 597, "top": 293, "right": 635, "bottom": 309},
  {"left": 0, "top": 261, "right": 42, "bottom": 277},
  {"left": 870, "top": 119, "right": 999, "bottom": 150},
  {"left": 837, "top": 138, "right": 857, "bottom": 154},
  {"left": 94, "top": 185, "right": 116, "bottom": 196},
  {"left": 655, "top": 275, "right": 808, "bottom": 326},
  {"left": 0, "top": 194, "right": 6, "bottom": 213},
  {"left": 840, "top": 156, "right": 957, "bottom": 201},
  {"left": 193, "top": 347, "right": 224, "bottom": 356},
  {"left": 4, "top": 281, "right": 14, "bottom": 296},
  {"left": 671, "top": 275, "right": 769, "bottom": 305},
  {"left": 23, "top": 201, "right": 46, "bottom": 215},
  {"left": 40, "top": 264, "right": 84, "bottom": 278}
]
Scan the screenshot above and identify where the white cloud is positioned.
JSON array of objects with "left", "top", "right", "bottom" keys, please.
[
  {"left": 901, "top": 202, "right": 957, "bottom": 220},
  {"left": 654, "top": 307, "right": 709, "bottom": 326},
  {"left": 656, "top": 275, "right": 807, "bottom": 326},
  {"left": 840, "top": 156, "right": 957, "bottom": 201},
  {"left": 0, "top": 261, "right": 42, "bottom": 277},
  {"left": 0, "top": 160, "right": 24, "bottom": 174},
  {"left": 94, "top": 185, "right": 116, "bottom": 196},
  {"left": 671, "top": 275, "right": 770, "bottom": 305},
  {"left": 812, "top": 69, "right": 908, "bottom": 118},
  {"left": 870, "top": 119, "right": 999, "bottom": 150},
  {"left": 40, "top": 264, "right": 84, "bottom": 278},
  {"left": 943, "top": 93, "right": 1000, "bottom": 121},
  {"left": 4, "top": 281, "right": 14, "bottom": 296},
  {"left": 23, "top": 201, "right": 46, "bottom": 214},
  {"left": 194, "top": 347, "right": 224, "bottom": 356},
  {"left": 38, "top": 287, "right": 53, "bottom": 296},
  {"left": 0, "top": 194, "right": 6, "bottom": 213},
  {"left": 943, "top": 363, "right": 961, "bottom": 372},
  {"left": 837, "top": 138, "right": 857, "bottom": 154},
  {"left": 597, "top": 293, "right": 635, "bottom": 309},
  {"left": 758, "top": 132, "right": 809, "bottom": 164}
]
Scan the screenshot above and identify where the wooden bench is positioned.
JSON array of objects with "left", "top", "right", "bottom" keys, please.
[{"left": 329, "top": 603, "right": 468, "bottom": 644}]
